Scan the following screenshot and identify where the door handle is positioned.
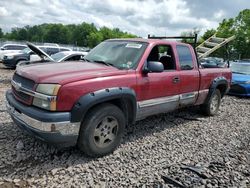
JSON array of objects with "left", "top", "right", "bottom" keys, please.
[{"left": 172, "top": 77, "right": 180, "bottom": 83}]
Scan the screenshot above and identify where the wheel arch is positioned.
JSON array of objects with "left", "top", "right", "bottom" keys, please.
[
  {"left": 16, "top": 58, "right": 29, "bottom": 62},
  {"left": 71, "top": 87, "right": 137, "bottom": 125},
  {"left": 205, "top": 76, "right": 229, "bottom": 104}
]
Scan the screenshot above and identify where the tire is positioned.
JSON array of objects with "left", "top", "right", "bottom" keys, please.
[
  {"left": 200, "top": 89, "right": 221, "bottom": 116},
  {"left": 77, "top": 103, "right": 126, "bottom": 157}
]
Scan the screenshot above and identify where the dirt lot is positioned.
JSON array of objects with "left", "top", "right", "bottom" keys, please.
[{"left": 0, "top": 65, "right": 249, "bottom": 187}]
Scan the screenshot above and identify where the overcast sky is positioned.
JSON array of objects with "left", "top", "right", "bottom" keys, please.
[{"left": 0, "top": 0, "right": 249, "bottom": 37}]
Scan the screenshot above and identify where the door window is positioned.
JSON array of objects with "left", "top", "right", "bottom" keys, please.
[
  {"left": 176, "top": 45, "right": 194, "bottom": 70},
  {"left": 46, "top": 48, "right": 59, "bottom": 55},
  {"left": 147, "top": 45, "right": 176, "bottom": 71},
  {"left": 5, "top": 45, "right": 23, "bottom": 50}
]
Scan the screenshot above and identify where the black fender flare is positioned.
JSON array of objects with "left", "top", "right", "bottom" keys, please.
[
  {"left": 205, "top": 76, "right": 228, "bottom": 104},
  {"left": 71, "top": 87, "right": 137, "bottom": 124}
]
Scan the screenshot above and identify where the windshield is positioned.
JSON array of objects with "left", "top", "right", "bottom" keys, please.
[
  {"left": 21, "top": 47, "right": 31, "bottom": 54},
  {"left": 51, "top": 52, "right": 67, "bottom": 61},
  {"left": 230, "top": 63, "right": 250, "bottom": 75},
  {"left": 84, "top": 41, "right": 148, "bottom": 69}
]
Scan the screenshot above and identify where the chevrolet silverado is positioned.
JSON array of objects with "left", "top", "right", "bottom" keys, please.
[{"left": 6, "top": 38, "right": 232, "bottom": 157}]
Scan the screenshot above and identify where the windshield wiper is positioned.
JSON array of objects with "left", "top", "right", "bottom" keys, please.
[
  {"left": 83, "top": 58, "right": 118, "bottom": 68},
  {"left": 92, "top": 60, "right": 116, "bottom": 67}
]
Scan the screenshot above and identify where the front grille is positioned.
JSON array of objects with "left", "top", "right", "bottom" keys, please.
[
  {"left": 230, "top": 84, "right": 246, "bottom": 94},
  {"left": 12, "top": 86, "right": 31, "bottom": 102},
  {"left": 13, "top": 73, "right": 35, "bottom": 90},
  {"left": 12, "top": 73, "right": 35, "bottom": 104}
]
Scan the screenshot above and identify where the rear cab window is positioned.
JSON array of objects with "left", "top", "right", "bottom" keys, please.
[{"left": 176, "top": 45, "right": 194, "bottom": 70}]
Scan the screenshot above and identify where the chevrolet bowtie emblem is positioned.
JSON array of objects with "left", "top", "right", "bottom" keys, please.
[{"left": 12, "top": 80, "right": 22, "bottom": 91}]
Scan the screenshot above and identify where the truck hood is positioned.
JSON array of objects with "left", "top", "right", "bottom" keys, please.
[
  {"left": 16, "top": 61, "right": 127, "bottom": 85},
  {"left": 27, "top": 42, "right": 55, "bottom": 62}
]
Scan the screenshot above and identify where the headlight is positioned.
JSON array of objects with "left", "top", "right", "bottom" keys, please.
[
  {"left": 33, "top": 97, "right": 52, "bottom": 110},
  {"left": 32, "top": 84, "right": 61, "bottom": 111},
  {"left": 6, "top": 55, "right": 14, "bottom": 59},
  {"left": 36, "top": 84, "right": 61, "bottom": 95}
]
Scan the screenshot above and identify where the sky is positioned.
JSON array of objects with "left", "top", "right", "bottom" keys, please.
[{"left": 0, "top": 0, "right": 249, "bottom": 37}]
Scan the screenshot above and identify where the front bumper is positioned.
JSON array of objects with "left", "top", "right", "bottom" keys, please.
[
  {"left": 228, "top": 83, "right": 250, "bottom": 97},
  {"left": 2, "top": 59, "right": 16, "bottom": 68},
  {"left": 6, "top": 90, "right": 80, "bottom": 147}
]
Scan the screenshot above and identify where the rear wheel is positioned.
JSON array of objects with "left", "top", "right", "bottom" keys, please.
[
  {"left": 77, "top": 103, "right": 125, "bottom": 157},
  {"left": 201, "top": 89, "right": 221, "bottom": 116}
]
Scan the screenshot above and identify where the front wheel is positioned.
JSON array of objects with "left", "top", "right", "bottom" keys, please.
[
  {"left": 77, "top": 103, "right": 126, "bottom": 157},
  {"left": 200, "top": 89, "right": 221, "bottom": 116}
]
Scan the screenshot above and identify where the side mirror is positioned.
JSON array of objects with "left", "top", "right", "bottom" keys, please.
[
  {"left": 1, "top": 47, "right": 5, "bottom": 50},
  {"left": 143, "top": 61, "right": 164, "bottom": 74}
]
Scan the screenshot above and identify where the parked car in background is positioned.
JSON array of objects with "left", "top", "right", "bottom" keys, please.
[
  {"left": 0, "top": 44, "right": 27, "bottom": 61},
  {"left": 238, "top": 59, "right": 250, "bottom": 63},
  {"left": 72, "top": 46, "right": 91, "bottom": 52},
  {"left": 50, "top": 51, "right": 88, "bottom": 62},
  {"left": 200, "top": 57, "right": 227, "bottom": 68},
  {"left": 228, "top": 62, "right": 250, "bottom": 96},
  {"left": 29, "top": 46, "right": 71, "bottom": 62},
  {"left": 2, "top": 44, "right": 71, "bottom": 68},
  {"left": 17, "top": 43, "right": 88, "bottom": 67}
]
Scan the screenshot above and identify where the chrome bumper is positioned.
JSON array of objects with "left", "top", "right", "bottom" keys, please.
[{"left": 6, "top": 100, "right": 80, "bottom": 136}]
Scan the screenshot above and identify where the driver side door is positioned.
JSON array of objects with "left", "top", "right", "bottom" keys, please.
[{"left": 136, "top": 45, "right": 181, "bottom": 120}]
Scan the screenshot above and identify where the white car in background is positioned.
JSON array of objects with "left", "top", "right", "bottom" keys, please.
[
  {"left": 29, "top": 46, "right": 71, "bottom": 62},
  {"left": 50, "top": 51, "right": 88, "bottom": 62},
  {"left": 0, "top": 44, "right": 26, "bottom": 61},
  {"left": 2, "top": 43, "right": 71, "bottom": 68},
  {"left": 17, "top": 42, "right": 88, "bottom": 67}
]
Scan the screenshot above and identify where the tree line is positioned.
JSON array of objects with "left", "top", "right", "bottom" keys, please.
[
  {"left": 0, "top": 23, "right": 136, "bottom": 48},
  {"left": 0, "top": 9, "right": 249, "bottom": 58}
]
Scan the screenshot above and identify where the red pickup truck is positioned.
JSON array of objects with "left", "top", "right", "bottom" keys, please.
[{"left": 6, "top": 38, "right": 231, "bottom": 157}]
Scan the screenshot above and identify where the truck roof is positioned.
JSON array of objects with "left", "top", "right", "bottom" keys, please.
[{"left": 107, "top": 38, "right": 189, "bottom": 46}]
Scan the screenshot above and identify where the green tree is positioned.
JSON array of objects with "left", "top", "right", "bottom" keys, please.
[
  {"left": 17, "top": 28, "right": 28, "bottom": 40},
  {"left": 0, "top": 28, "right": 3, "bottom": 38},
  {"left": 71, "top": 22, "right": 97, "bottom": 46},
  {"left": 232, "top": 9, "right": 250, "bottom": 59},
  {"left": 1, "top": 22, "right": 137, "bottom": 47},
  {"left": 43, "top": 24, "right": 70, "bottom": 44},
  {"left": 87, "top": 32, "right": 103, "bottom": 48},
  {"left": 201, "top": 29, "right": 216, "bottom": 41},
  {"left": 27, "top": 25, "right": 44, "bottom": 42},
  {"left": 99, "top": 27, "right": 113, "bottom": 40},
  {"left": 202, "top": 9, "right": 250, "bottom": 59}
]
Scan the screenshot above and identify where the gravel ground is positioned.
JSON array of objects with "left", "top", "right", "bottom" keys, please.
[{"left": 0, "top": 66, "right": 249, "bottom": 188}]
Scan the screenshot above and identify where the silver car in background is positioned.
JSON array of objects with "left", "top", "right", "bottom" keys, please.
[{"left": 0, "top": 44, "right": 27, "bottom": 61}]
